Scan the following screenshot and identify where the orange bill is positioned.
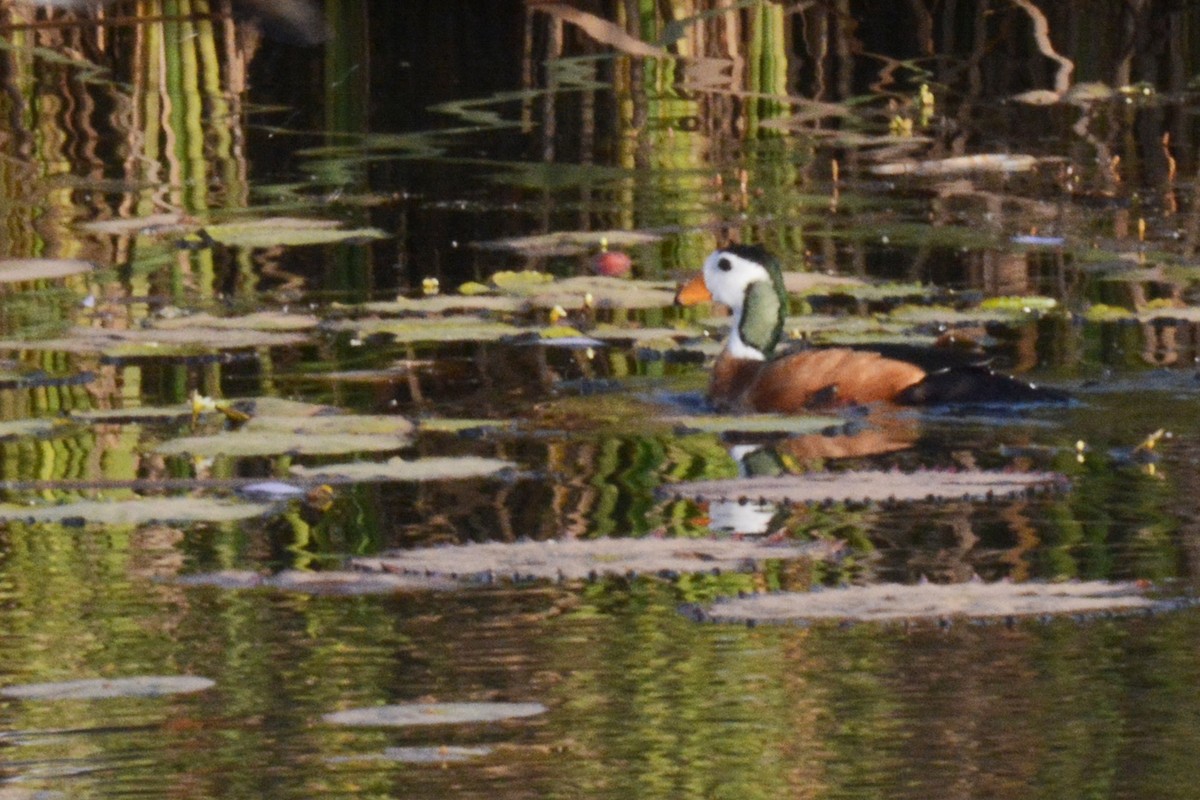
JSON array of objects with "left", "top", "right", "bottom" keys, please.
[{"left": 674, "top": 273, "right": 712, "bottom": 305}]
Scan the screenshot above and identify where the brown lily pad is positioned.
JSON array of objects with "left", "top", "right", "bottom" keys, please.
[
  {"left": 353, "top": 536, "right": 837, "bottom": 582},
  {"left": 664, "top": 470, "right": 1065, "bottom": 505},
  {"left": 698, "top": 580, "right": 1154, "bottom": 624}
]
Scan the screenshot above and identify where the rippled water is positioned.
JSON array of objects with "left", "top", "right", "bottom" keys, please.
[{"left": 2, "top": 1, "right": 1200, "bottom": 798}]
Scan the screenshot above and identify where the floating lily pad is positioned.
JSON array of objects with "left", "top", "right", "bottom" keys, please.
[
  {"left": 664, "top": 470, "right": 1064, "bottom": 505},
  {"left": 0, "top": 675, "right": 215, "bottom": 700},
  {"left": 473, "top": 229, "right": 658, "bottom": 256},
  {"left": 173, "top": 569, "right": 458, "bottom": 594},
  {"left": 359, "top": 295, "right": 525, "bottom": 314},
  {"left": 870, "top": 154, "right": 1038, "bottom": 176},
  {"left": 417, "top": 418, "right": 512, "bottom": 433},
  {"left": 0, "top": 259, "right": 93, "bottom": 283},
  {"left": 148, "top": 311, "right": 320, "bottom": 332},
  {"left": 353, "top": 537, "right": 836, "bottom": 582},
  {"left": 697, "top": 580, "right": 1154, "bottom": 624},
  {"left": 156, "top": 429, "right": 408, "bottom": 458},
  {"left": 328, "top": 315, "right": 523, "bottom": 342},
  {"left": 328, "top": 745, "right": 493, "bottom": 764},
  {"left": 290, "top": 456, "right": 514, "bottom": 482},
  {"left": 0, "top": 497, "right": 271, "bottom": 524},
  {"left": 243, "top": 414, "right": 414, "bottom": 436},
  {"left": 203, "top": 217, "right": 387, "bottom": 248},
  {"left": 666, "top": 414, "right": 843, "bottom": 435},
  {"left": 323, "top": 702, "right": 547, "bottom": 727},
  {"left": 978, "top": 295, "right": 1058, "bottom": 313},
  {"left": 80, "top": 213, "right": 195, "bottom": 236},
  {"left": 0, "top": 325, "right": 307, "bottom": 355},
  {"left": 0, "top": 418, "right": 69, "bottom": 438},
  {"left": 70, "top": 404, "right": 193, "bottom": 422},
  {"left": 522, "top": 276, "right": 677, "bottom": 310}
]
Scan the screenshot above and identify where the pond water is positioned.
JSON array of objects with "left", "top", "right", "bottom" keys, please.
[{"left": 3, "top": 1, "right": 1200, "bottom": 797}]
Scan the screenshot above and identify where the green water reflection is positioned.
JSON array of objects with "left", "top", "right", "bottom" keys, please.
[{"left": 1, "top": 0, "right": 1200, "bottom": 798}]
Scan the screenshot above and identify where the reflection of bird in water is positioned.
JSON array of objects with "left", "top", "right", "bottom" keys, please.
[
  {"left": 675, "top": 244, "right": 1069, "bottom": 411},
  {"left": 17, "top": 0, "right": 328, "bottom": 45}
]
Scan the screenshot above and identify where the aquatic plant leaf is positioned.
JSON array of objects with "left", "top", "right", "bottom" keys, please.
[
  {"left": 353, "top": 537, "right": 836, "bottom": 582},
  {"left": 491, "top": 270, "right": 556, "bottom": 292},
  {"left": 359, "top": 295, "right": 525, "bottom": 314},
  {"left": 329, "top": 315, "right": 523, "bottom": 342},
  {"left": 1135, "top": 305, "right": 1200, "bottom": 322},
  {"left": 0, "top": 675, "right": 215, "bottom": 701},
  {"left": 664, "top": 469, "right": 1064, "bottom": 505},
  {"left": 417, "top": 418, "right": 512, "bottom": 433},
  {"left": 870, "top": 154, "right": 1038, "bottom": 176},
  {"left": 886, "top": 305, "right": 1021, "bottom": 325},
  {"left": 666, "top": 414, "right": 843, "bottom": 435},
  {"left": 0, "top": 259, "right": 93, "bottom": 283},
  {"left": 523, "top": 276, "right": 677, "bottom": 310},
  {"left": 0, "top": 325, "right": 307, "bottom": 355},
  {"left": 156, "top": 430, "right": 409, "bottom": 457},
  {"left": 204, "top": 217, "right": 387, "bottom": 248},
  {"left": 698, "top": 580, "right": 1153, "bottom": 624},
  {"left": 0, "top": 497, "right": 272, "bottom": 524},
  {"left": 0, "top": 418, "right": 68, "bottom": 438},
  {"left": 323, "top": 702, "right": 547, "bottom": 727},
  {"left": 1085, "top": 304, "right": 1134, "bottom": 322},
  {"left": 148, "top": 311, "right": 320, "bottom": 332},
  {"left": 243, "top": 414, "right": 414, "bottom": 436},
  {"left": 291, "top": 456, "right": 514, "bottom": 482},
  {"left": 173, "top": 569, "right": 458, "bottom": 594},
  {"left": 328, "top": 746, "right": 492, "bottom": 764},
  {"left": 978, "top": 296, "right": 1058, "bottom": 312},
  {"left": 474, "top": 229, "right": 659, "bottom": 256},
  {"left": 80, "top": 213, "right": 194, "bottom": 236}
]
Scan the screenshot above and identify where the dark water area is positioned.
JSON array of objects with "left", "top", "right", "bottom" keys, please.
[{"left": 2, "top": 1, "right": 1200, "bottom": 798}]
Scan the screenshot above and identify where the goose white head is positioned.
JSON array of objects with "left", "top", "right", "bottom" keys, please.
[
  {"left": 678, "top": 246, "right": 786, "bottom": 361},
  {"left": 700, "top": 248, "right": 775, "bottom": 312}
]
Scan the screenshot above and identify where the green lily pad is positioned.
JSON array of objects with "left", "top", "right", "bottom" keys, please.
[
  {"left": 700, "top": 580, "right": 1153, "bottom": 625},
  {"left": 0, "top": 258, "right": 94, "bottom": 283},
  {"left": 204, "top": 217, "right": 388, "bottom": 248},
  {"left": 243, "top": 414, "right": 414, "bottom": 436},
  {"left": 0, "top": 325, "right": 307, "bottom": 355},
  {"left": 0, "top": 418, "right": 70, "bottom": 438},
  {"left": 491, "top": 270, "right": 556, "bottom": 293},
  {"left": 148, "top": 311, "right": 320, "bottom": 332},
  {"left": 523, "top": 276, "right": 677, "bottom": 310},
  {"left": 0, "top": 675, "right": 215, "bottom": 700},
  {"left": 417, "top": 418, "right": 512, "bottom": 433},
  {"left": 978, "top": 295, "right": 1058, "bottom": 312},
  {"left": 0, "top": 497, "right": 271, "bottom": 524},
  {"left": 323, "top": 702, "right": 547, "bottom": 727},
  {"left": 329, "top": 315, "right": 523, "bottom": 342},
  {"left": 156, "top": 428, "right": 410, "bottom": 458},
  {"left": 290, "top": 456, "right": 514, "bottom": 482}
]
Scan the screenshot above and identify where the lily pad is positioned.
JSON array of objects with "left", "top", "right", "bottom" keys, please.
[
  {"left": 697, "top": 580, "right": 1154, "bottom": 624},
  {"left": 0, "top": 497, "right": 271, "bottom": 525},
  {"left": 290, "top": 456, "right": 514, "bottom": 482},
  {"left": 0, "top": 325, "right": 306, "bottom": 355},
  {"left": 156, "top": 430, "right": 409, "bottom": 458},
  {"left": 328, "top": 745, "right": 492, "bottom": 764},
  {"left": 324, "top": 702, "right": 547, "bottom": 727},
  {"left": 173, "top": 569, "right": 458, "bottom": 594},
  {"left": 203, "top": 217, "right": 387, "bottom": 248},
  {"left": 352, "top": 536, "right": 837, "bottom": 582},
  {"left": 148, "top": 311, "right": 320, "bottom": 332},
  {"left": 0, "top": 675, "right": 215, "bottom": 700},
  {"left": 870, "top": 154, "right": 1039, "bottom": 176},
  {"left": 80, "top": 213, "right": 195, "bottom": 236},
  {"left": 473, "top": 229, "right": 659, "bottom": 256},
  {"left": 0, "top": 259, "right": 93, "bottom": 283},
  {"left": 522, "top": 276, "right": 678, "bottom": 310},
  {"left": 359, "top": 295, "right": 525, "bottom": 314},
  {"left": 663, "top": 469, "right": 1064, "bottom": 505},
  {"left": 328, "top": 315, "right": 523, "bottom": 342},
  {"left": 666, "top": 414, "right": 843, "bottom": 435},
  {"left": 0, "top": 418, "right": 69, "bottom": 438}
]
